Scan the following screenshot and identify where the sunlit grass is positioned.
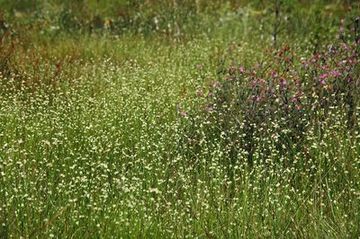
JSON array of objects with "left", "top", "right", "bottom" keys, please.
[{"left": 0, "top": 1, "right": 359, "bottom": 238}]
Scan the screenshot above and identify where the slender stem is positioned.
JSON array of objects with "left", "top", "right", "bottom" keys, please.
[{"left": 273, "top": 0, "right": 281, "bottom": 48}]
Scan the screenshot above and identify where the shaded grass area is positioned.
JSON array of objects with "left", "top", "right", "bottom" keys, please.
[{"left": 0, "top": 1, "right": 359, "bottom": 238}]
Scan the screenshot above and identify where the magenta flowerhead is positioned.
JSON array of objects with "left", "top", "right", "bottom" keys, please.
[
  {"left": 330, "top": 70, "right": 341, "bottom": 78},
  {"left": 319, "top": 73, "right": 328, "bottom": 85},
  {"left": 279, "top": 78, "right": 287, "bottom": 90}
]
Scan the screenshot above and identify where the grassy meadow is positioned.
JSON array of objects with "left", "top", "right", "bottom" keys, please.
[{"left": 0, "top": 0, "right": 359, "bottom": 238}]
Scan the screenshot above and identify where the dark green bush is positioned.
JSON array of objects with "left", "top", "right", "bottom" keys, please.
[{"left": 191, "top": 37, "right": 359, "bottom": 167}]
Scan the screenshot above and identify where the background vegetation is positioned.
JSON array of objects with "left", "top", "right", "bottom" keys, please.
[{"left": 0, "top": 0, "right": 359, "bottom": 238}]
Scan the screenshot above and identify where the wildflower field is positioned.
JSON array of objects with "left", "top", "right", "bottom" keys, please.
[{"left": 0, "top": 0, "right": 359, "bottom": 238}]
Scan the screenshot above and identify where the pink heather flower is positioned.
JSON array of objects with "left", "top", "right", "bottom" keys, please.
[
  {"left": 311, "top": 57, "right": 318, "bottom": 64},
  {"left": 271, "top": 70, "right": 278, "bottom": 78},
  {"left": 341, "top": 43, "right": 350, "bottom": 51},
  {"left": 279, "top": 78, "right": 287, "bottom": 89},
  {"left": 251, "top": 79, "right": 258, "bottom": 88},
  {"left": 180, "top": 110, "right": 188, "bottom": 117},
  {"left": 346, "top": 77, "right": 353, "bottom": 83},
  {"left": 321, "top": 65, "right": 329, "bottom": 70},
  {"left": 290, "top": 96, "right": 298, "bottom": 103},
  {"left": 239, "top": 66, "right": 245, "bottom": 73},
  {"left": 258, "top": 78, "right": 266, "bottom": 85},
  {"left": 319, "top": 73, "right": 329, "bottom": 80},
  {"left": 330, "top": 70, "right": 341, "bottom": 77},
  {"left": 252, "top": 95, "right": 261, "bottom": 102},
  {"left": 348, "top": 58, "right": 356, "bottom": 65}
]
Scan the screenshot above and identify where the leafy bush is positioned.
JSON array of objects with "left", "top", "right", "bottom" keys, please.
[{"left": 197, "top": 39, "right": 359, "bottom": 166}]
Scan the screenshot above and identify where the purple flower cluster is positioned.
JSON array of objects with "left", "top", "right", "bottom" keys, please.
[{"left": 197, "top": 40, "right": 359, "bottom": 161}]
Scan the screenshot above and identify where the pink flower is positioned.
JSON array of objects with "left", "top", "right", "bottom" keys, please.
[
  {"left": 341, "top": 43, "right": 350, "bottom": 51},
  {"left": 319, "top": 73, "right": 328, "bottom": 80},
  {"left": 346, "top": 77, "right": 353, "bottom": 83},
  {"left": 290, "top": 96, "right": 298, "bottom": 103},
  {"left": 180, "top": 111, "right": 188, "bottom": 117},
  {"left": 251, "top": 79, "right": 258, "bottom": 88},
  {"left": 321, "top": 65, "right": 329, "bottom": 70},
  {"left": 252, "top": 95, "right": 261, "bottom": 102},
  {"left": 239, "top": 66, "right": 245, "bottom": 73},
  {"left": 330, "top": 70, "right": 341, "bottom": 77},
  {"left": 279, "top": 78, "right": 287, "bottom": 89},
  {"left": 271, "top": 70, "right": 278, "bottom": 78}
]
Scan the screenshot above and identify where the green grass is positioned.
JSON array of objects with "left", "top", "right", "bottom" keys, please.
[{"left": 0, "top": 1, "right": 359, "bottom": 238}]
